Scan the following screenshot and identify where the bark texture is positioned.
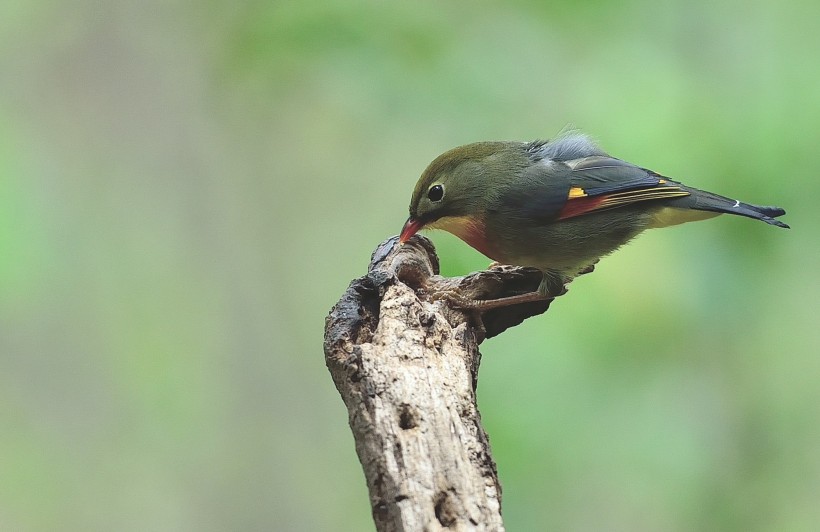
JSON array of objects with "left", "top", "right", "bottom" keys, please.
[{"left": 324, "top": 236, "right": 554, "bottom": 531}]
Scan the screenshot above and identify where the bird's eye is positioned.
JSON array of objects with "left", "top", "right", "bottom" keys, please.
[{"left": 427, "top": 184, "right": 444, "bottom": 202}]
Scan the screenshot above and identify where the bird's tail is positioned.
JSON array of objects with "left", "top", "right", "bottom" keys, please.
[{"left": 675, "top": 185, "right": 790, "bottom": 229}]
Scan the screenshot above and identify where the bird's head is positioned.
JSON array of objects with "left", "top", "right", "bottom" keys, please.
[{"left": 399, "top": 142, "right": 524, "bottom": 253}]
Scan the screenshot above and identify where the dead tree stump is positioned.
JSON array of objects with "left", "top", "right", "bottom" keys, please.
[{"left": 324, "top": 235, "right": 554, "bottom": 531}]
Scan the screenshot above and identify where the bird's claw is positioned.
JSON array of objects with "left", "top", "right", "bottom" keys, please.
[{"left": 430, "top": 288, "right": 480, "bottom": 309}]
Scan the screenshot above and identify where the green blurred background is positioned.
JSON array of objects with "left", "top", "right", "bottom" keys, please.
[{"left": 1, "top": 0, "right": 818, "bottom": 530}]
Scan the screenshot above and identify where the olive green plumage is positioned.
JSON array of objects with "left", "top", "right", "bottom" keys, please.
[{"left": 400, "top": 132, "right": 788, "bottom": 303}]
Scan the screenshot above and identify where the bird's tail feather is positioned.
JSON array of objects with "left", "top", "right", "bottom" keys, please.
[{"left": 682, "top": 186, "right": 790, "bottom": 229}]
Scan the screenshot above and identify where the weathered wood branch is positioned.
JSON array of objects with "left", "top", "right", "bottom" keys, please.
[{"left": 324, "top": 236, "right": 554, "bottom": 531}]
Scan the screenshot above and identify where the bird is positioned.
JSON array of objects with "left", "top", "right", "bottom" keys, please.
[{"left": 399, "top": 132, "right": 789, "bottom": 309}]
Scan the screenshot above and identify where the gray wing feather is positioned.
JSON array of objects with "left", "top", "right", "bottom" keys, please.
[
  {"left": 527, "top": 132, "right": 607, "bottom": 162},
  {"left": 568, "top": 156, "right": 666, "bottom": 196}
]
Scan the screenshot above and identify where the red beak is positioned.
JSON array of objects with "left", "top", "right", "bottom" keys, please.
[{"left": 399, "top": 217, "right": 424, "bottom": 244}]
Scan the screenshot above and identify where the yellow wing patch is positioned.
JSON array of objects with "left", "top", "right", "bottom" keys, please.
[
  {"left": 558, "top": 185, "right": 691, "bottom": 220},
  {"left": 568, "top": 186, "right": 587, "bottom": 199},
  {"left": 594, "top": 186, "right": 690, "bottom": 209}
]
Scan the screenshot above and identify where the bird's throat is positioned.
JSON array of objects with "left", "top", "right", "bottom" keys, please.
[{"left": 427, "top": 215, "right": 496, "bottom": 260}]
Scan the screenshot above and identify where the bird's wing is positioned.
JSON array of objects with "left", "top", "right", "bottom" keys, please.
[{"left": 556, "top": 156, "right": 690, "bottom": 220}]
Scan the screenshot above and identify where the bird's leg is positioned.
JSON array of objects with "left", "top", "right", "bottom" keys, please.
[
  {"left": 432, "top": 271, "right": 567, "bottom": 311},
  {"left": 433, "top": 288, "right": 551, "bottom": 310}
]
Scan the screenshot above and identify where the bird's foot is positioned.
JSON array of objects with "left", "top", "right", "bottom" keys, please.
[
  {"left": 430, "top": 288, "right": 479, "bottom": 309},
  {"left": 432, "top": 288, "right": 553, "bottom": 311}
]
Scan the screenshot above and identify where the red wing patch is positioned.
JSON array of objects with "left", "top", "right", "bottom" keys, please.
[
  {"left": 557, "top": 196, "right": 607, "bottom": 219},
  {"left": 557, "top": 186, "right": 690, "bottom": 220}
]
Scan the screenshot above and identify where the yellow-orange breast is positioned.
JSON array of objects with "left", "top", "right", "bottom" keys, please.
[{"left": 426, "top": 215, "right": 499, "bottom": 260}]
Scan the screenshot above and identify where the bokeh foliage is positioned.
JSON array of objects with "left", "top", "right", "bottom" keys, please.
[{"left": 0, "top": 0, "right": 818, "bottom": 530}]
